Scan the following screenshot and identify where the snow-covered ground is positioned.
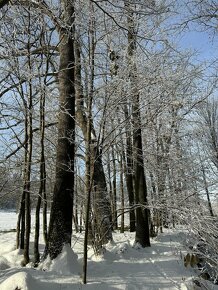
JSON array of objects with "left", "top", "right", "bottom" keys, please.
[{"left": 0, "top": 211, "right": 217, "bottom": 290}]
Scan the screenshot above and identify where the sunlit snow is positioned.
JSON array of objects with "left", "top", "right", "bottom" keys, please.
[{"left": 0, "top": 211, "right": 216, "bottom": 289}]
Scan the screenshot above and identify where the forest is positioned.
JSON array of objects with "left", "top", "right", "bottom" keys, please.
[{"left": 0, "top": 0, "right": 218, "bottom": 289}]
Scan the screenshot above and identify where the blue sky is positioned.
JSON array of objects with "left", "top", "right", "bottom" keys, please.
[{"left": 179, "top": 29, "right": 218, "bottom": 61}]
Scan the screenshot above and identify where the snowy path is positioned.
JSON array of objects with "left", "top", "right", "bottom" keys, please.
[
  {"left": 83, "top": 231, "right": 193, "bottom": 290},
  {"left": 0, "top": 212, "right": 216, "bottom": 289}
]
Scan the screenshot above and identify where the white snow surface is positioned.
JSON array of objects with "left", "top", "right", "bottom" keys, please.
[{"left": 0, "top": 211, "right": 217, "bottom": 290}]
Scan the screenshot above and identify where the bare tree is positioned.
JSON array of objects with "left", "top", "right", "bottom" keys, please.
[
  {"left": 185, "top": 0, "right": 218, "bottom": 33},
  {"left": 125, "top": 1, "right": 150, "bottom": 247},
  {"left": 74, "top": 31, "right": 112, "bottom": 247},
  {"left": 43, "top": 0, "right": 76, "bottom": 260}
]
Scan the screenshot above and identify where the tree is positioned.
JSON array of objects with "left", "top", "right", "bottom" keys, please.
[
  {"left": 1, "top": 1, "right": 218, "bottom": 282},
  {"left": 74, "top": 25, "right": 112, "bottom": 247},
  {"left": 125, "top": 1, "right": 150, "bottom": 247},
  {"left": 185, "top": 0, "right": 218, "bottom": 34},
  {"left": 198, "top": 99, "right": 218, "bottom": 170},
  {"left": 34, "top": 26, "right": 48, "bottom": 265},
  {"left": 43, "top": 0, "right": 76, "bottom": 260}
]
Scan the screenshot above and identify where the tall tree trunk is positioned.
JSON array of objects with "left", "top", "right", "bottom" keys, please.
[
  {"left": 149, "top": 172, "right": 158, "bottom": 236},
  {"left": 23, "top": 14, "right": 34, "bottom": 265},
  {"left": 111, "top": 145, "right": 117, "bottom": 229},
  {"left": 126, "top": 1, "right": 150, "bottom": 247},
  {"left": 83, "top": 5, "right": 95, "bottom": 282},
  {"left": 107, "top": 151, "right": 113, "bottom": 222},
  {"left": 75, "top": 37, "right": 112, "bottom": 246},
  {"left": 117, "top": 106, "right": 135, "bottom": 232},
  {"left": 119, "top": 153, "right": 125, "bottom": 233},
  {"left": 44, "top": 0, "right": 75, "bottom": 260},
  {"left": 34, "top": 82, "right": 47, "bottom": 265},
  {"left": 123, "top": 103, "right": 136, "bottom": 232},
  {"left": 16, "top": 86, "right": 29, "bottom": 251},
  {"left": 73, "top": 172, "right": 79, "bottom": 233}
]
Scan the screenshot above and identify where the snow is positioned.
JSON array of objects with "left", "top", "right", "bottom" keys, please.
[
  {"left": 0, "top": 211, "right": 217, "bottom": 290},
  {"left": 40, "top": 244, "right": 81, "bottom": 275},
  {"left": 0, "top": 272, "right": 40, "bottom": 290}
]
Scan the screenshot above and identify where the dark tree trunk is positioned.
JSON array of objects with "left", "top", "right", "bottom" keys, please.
[
  {"left": 117, "top": 109, "right": 134, "bottom": 232},
  {"left": 111, "top": 145, "right": 117, "bottom": 229},
  {"left": 0, "top": 0, "right": 9, "bottom": 8},
  {"left": 91, "top": 144, "right": 113, "bottom": 243},
  {"left": 73, "top": 177, "right": 79, "bottom": 233},
  {"left": 133, "top": 122, "right": 150, "bottom": 247},
  {"left": 22, "top": 113, "right": 32, "bottom": 266},
  {"left": 34, "top": 192, "right": 41, "bottom": 265},
  {"left": 16, "top": 192, "right": 25, "bottom": 249},
  {"left": 124, "top": 103, "right": 136, "bottom": 232},
  {"left": 75, "top": 39, "right": 112, "bottom": 245},
  {"left": 17, "top": 7, "right": 40, "bottom": 266},
  {"left": 44, "top": 0, "right": 75, "bottom": 260},
  {"left": 107, "top": 151, "right": 113, "bottom": 223},
  {"left": 42, "top": 188, "right": 48, "bottom": 245},
  {"left": 16, "top": 89, "right": 29, "bottom": 251},
  {"left": 119, "top": 153, "right": 125, "bottom": 233},
  {"left": 23, "top": 181, "right": 31, "bottom": 265},
  {"left": 126, "top": 1, "right": 150, "bottom": 247},
  {"left": 34, "top": 86, "right": 47, "bottom": 265},
  {"left": 83, "top": 8, "right": 95, "bottom": 282}
]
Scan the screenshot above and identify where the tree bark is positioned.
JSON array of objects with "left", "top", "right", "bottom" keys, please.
[
  {"left": 75, "top": 38, "right": 112, "bottom": 245},
  {"left": 34, "top": 82, "right": 47, "bottom": 265},
  {"left": 22, "top": 17, "right": 33, "bottom": 265},
  {"left": 119, "top": 153, "right": 125, "bottom": 233},
  {"left": 111, "top": 145, "right": 117, "bottom": 229},
  {"left": 0, "top": 0, "right": 9, "bottom": 9},
  {"left": 44, "top": 0, "right": 75, "bottom": 260},
  {"left": 16, "top": 191, "right": 25, "bottom": 249},
  {"left": 123, "top": 103, "right": 136, "bottom": 232},
  {"left": 126, "top": 1, "right": 150, "bottom": 247}
]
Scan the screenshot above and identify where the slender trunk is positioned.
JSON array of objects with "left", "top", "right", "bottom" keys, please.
[
  {"left": 23, "top": 15, "right": 34, "bottom": 264},
  {"left": 83, "top": 91, "right": 92, "bottom": 283},
  {"left": 120, "top": 153, "right": 125, "bottom": 233},
  {"left": 16, "top": 191, "right": 25, "bottom": 249},
  {"left": 34, "top": 193, "right": 41, "bottom": 265},
  {"left": 111, "top": 145, "right": 117, "bottom": 229},
  {"left": 107, "top": 151, "right": 113, "bottom": 223},
  {"left": 41, "top": 87, "right": 47, "bottom": 245},
  {"left": 123, "top": 104, "right": 135, "bottom": 232},
  {"left": 83, "top": 5, "right": 95, "bottom": 282},
  {"left": 80, "top": 204, "right": 83, "bottom": 233},
  {"left": 74, "top": 175, "right": 79, "bottom": 233},
  {"left": 22, "top": 100, "right": 32, "bottom": 265},
  {"left": 43, "top": 188, "right": 47, "bottom": 244},
  {"left": 16, "top": 85, "right": 29, "bottom": 251},
  {"left": 201, "top": 166, "right": 214, "bottom": 217},
  {"left": 149, "top": 172, "right": 158, "bottom": 236},
  {"left": 23, "top": 93, "right": 33, "bottom": 265},
  {"left": 34, "top": 83, "right": 47, "bottom": 265}
]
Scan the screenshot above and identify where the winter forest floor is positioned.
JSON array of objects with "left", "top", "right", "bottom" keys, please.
[{"left": 0, "top": 211, "right": 217, "bottom": 290}]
